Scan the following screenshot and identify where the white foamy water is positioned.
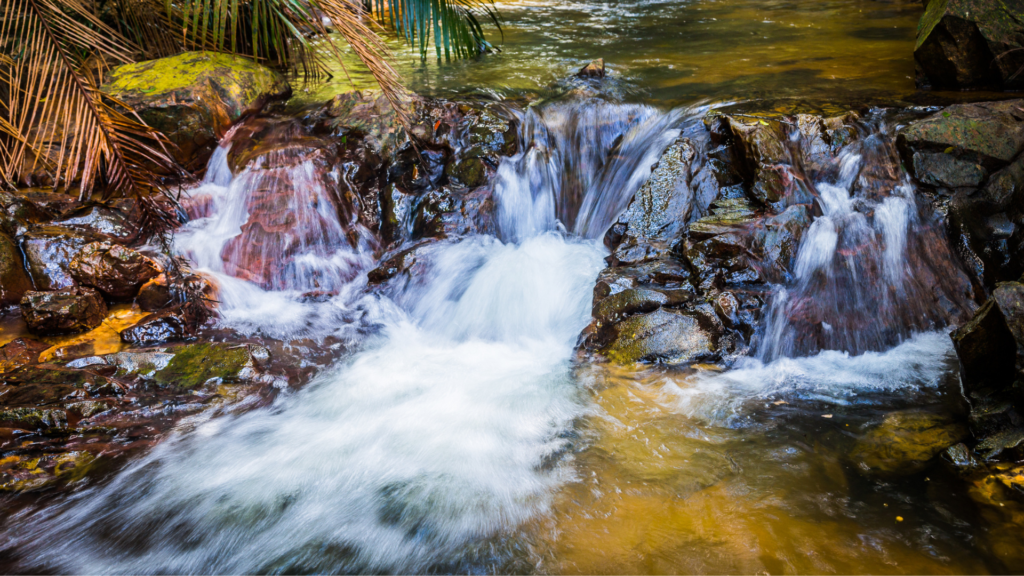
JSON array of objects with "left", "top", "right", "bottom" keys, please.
[{"left": 663, "top": 330, "right": 956, "bottom": 426}]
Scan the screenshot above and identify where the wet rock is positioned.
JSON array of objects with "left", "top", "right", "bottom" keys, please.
[
  {"left": 849, "top": 410, "right": 969, "bottom": 475},
  {"left": 0, "top": 232, "right": 32, "bottom": 307},
  {"left": 600, "top": 306, "right": 722, "bottom": 365},
  {"left": 688, "top": 197, "right": 759, "bottom": 239},
  {"left": 723, "top": 116, "right": 789, "bottom": 206},
  {"left": 411, "top": 186, "right": 497, "bottom": 240},
  {"left": 151, "top": 342, "right": 265, "bottom": 389},
  {"left": 102, "top": 52, "right": 291, "bottom": 170},
  {"left": 52, "top": 205, "right": 133, "bottom": 241},
  {"left": 10, "top": 188, "right": 80, "bottom": 216},
  {"left": 0, "top": 338, "right": 49, "bottom": 373},
  {"left": 912, "top": 151, "right": 987, "bottom": 188},
  {"left": 119, "top": 305, "right": 191, "bottom": 347},
  {"left": 898, "top": 101, "right": 1024, "bottom": 170},
  {"left": 135, "top": 274, "right": 173, "bottom": 311},
  {"left": 976, "top": 428, "right": 1024, "bottom": 460},
  {"left": 612, "top": 137, "right": 696, "bottom": 260},
  {"left": 751, "top": 204, "right": 813, "bottom": 282},
  {"left": 951, "top": 281, "right": 1024, "bottom": 402},
  {"left": 69, "top": 242, "right": 161, "bottom": 300},
  {"left": 947, "top": 153, "right": 1024, "bottom": 287},
  {"left": 19, "top": 226, "right": 99, "bottom": 291},
  {"left": 20, "top": 287, "right": 107, "bottom": 335},
  {"left": 944, "top": 442, "right": 984, "bottom": 473},
  {"left": 592, "top": 288, "right": 691, "bottom": 325},
  {"left": 915, "top": 0, "right": 1024, "bottom": 90},
  {"left": 0, "top": 451, "right": 95, "bottom": 492},
  {"left": 0, "top": 191, "right": 50, "bottom": 237},
  {"left": 577, "top": 58, "right": 606, "bottom": 79},
  {"left": 795, "top": 112, "right": 859, "bottom": 177}
]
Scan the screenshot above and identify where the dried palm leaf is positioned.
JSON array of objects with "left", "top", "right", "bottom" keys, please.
[{"left": 0, "top": 0, "right": 181, "bottom": 206}]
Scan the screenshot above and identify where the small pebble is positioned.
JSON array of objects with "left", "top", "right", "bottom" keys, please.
[
  {"left": 896, "top": 516, "right": 904, "bottom": 522},
  {"left": 822, "top": 414, "right": 832, "bottom": 418}
]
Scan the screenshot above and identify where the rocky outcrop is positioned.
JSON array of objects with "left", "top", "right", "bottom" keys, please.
[
  {"left": 915, "top": 0, "right": 1024, "bottom": 90},
  {"left": 898, "top": 100, "right": 1024, "bottom": 290},
  {"left": 20, "top": 287, "right": 107, "bottom": 335},
  {"left": 103, "top": 51, "right": 291, "bottom": 171},
  {"left": 0, "top": 342, "right": 280, "bottom": 492}
]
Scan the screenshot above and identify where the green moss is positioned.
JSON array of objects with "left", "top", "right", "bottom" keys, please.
[
  {"left": 104, "top": 51, "right": 288, "bottom": 114},
  {"left": 152, "top": 343, "right": 251, "bottom": 389}
]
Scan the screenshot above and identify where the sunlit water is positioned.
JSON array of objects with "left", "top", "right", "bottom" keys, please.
[{"left": 296, "top": 0, "right": 922, "bottom": 105}]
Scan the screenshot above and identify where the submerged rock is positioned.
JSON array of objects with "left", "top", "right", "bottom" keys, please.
[
  {"left": 600, "top": 306, "right": 722, "bottom": 365},
  {"left": 103, "top": 51, "right": 291, "bottom": 170},
  {"left": 69, "top": 242, "right": 161, "bottom": 300},
  {"left": 850, "top": 410, "right": 969, "bottom": 475},
  {"left": 20, "top": 287, "right": 107, "bottom": 335},
  {"left": 150, "top": 342, "right": 267, "bottom": 389},
  {"left": 0, "top": 338, "right": 49, "bottom": 373},
  {"left": 915, "top": 0, "right": 1024, "bottom": 90}
]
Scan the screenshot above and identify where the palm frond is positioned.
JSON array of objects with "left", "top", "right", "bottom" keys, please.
[
  {"left": 365, "top": 0, "right": 501, "bottom": 60},
  {"left": 0, "top": 0, "right": 180, "bottom": 198}
]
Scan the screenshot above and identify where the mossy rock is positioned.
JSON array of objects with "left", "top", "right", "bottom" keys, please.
[
  {"left": 897, "top": 100, "right": 1024, "bottom": 168},
  {"left": 103, "top": 52, "right": 291, "bottom": 170},
  {"left": 915, "top": 0, "right": 1024, "bottom": 89},
  {"left": 152, "top": 343, "right": 254, "bottom": 389}
]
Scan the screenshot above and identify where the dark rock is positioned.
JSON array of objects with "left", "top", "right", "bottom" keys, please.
[
  {"left": 19, "top": 287, "right": 107, "bottom": 335},
  {"left": 0, "top": 191, "right": 50, "bottom": 237},
  {"left": 135, "top": 274, "right": 173, "bottom": 311},
  {"left": 751, "top": 204, "right": 813, "bottom": 282},
  {"left": 411, "top": 186, "right": 497, "bottom": 240},
  {"left": 947, "top": 153, "right": 1024, "bottom": 288},
  {"left": 688, "top": 198, "right": 759, "bottom": 239},
  {"left": 102, "top": 52, "right": 291, "bottom": 171},
  {"left": 915, "top": 0, "right": 1024, "bottom": 90},
  {"left": 577, "top": 58, "right": 606, "bottom": 79},
  {"left": 69, "top": 242, "right": 161, "bottom": 300},
  {"left": 19, "top": 226, "right": 99, "bottom": 291},
  {"left": 724, "top": 116, "right": 789, "bottom": 206},
  {"left": 119, "top": 306, "right": 191, "bottom": 347},
  {"left": 913, "top": 151, "right": 987, "bottom": 188},
  {"left": 0, "top": 232, "right": 32, "bottom": 307},
  {"left": 952, "top": 281, "right": 1024, "bottom": 428},
  {"left": 10, "top": 188, "right": 80, "bottom": 216}
]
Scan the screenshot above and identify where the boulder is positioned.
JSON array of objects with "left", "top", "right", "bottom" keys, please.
[
  {"left": 19, "top": 287, "right": 107, "bottom": 335},
  {"left": 600, "top": 306, "right": 722, "bottom": 365},
  {"left": 69, "top": 242, "right": 161, "bottom": 300},
  {"left": 102, "top": 51, "right": 291, "bottom": 170},
  {"left": 898, "top": 101, "right": 1024, "bottom": 171},
  {"left": 751, "top": 204, "right": 813, "bottom": 282},
  {"left": 723, "top": 116, "right": 789, "bottom": 207},
  {"left": 0, "top": 191, "right": 50, "bottom": 237},
  {"left": 915, "top": 0, "right": 1024, "bottom": 90},
  {"left": 19, "top": 226, "right": 99, "bottom": 291},
  {"left": 135, "top": 274, "right": 173, "bottom": 311},
  {"left": 0, "top": 232, "right": 32, "bottom": 307},
  {"left": 951, "top": 281, "right": 1024, "bottom": 414}
]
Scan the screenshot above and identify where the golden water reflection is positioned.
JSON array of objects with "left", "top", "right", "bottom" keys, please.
[{"left": 525, "top": 363, "right": 998, "bottom": 574}]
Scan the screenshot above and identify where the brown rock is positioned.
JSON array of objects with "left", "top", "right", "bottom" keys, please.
[
  {"left": 69, "top": 242, "right": 160, "bottom": 300},
  {"left": 120, "top": 306, "right": 191, "bottom": 347},
  {"left": 577, "top": 58, "right": 606, "bottom": 79},
  {"left": 136, "top": 274, "right": 173, "bottom": 311},
  {"left": 0, "top": 338, "right": 49, "bottom": 373},
  {"left": 19, "top": 287, "right": 107, "bottom": 335},
  {"left": 19, "top": 226, "right": 98, "bottom": 291}
]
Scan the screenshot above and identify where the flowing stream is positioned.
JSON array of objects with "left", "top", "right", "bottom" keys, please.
[
  {"left": 2, "top": 97, "right": 1002, "bottom": 573},
  {"left": 2, "top": 0, "right": 1016, "bottom": 571}
]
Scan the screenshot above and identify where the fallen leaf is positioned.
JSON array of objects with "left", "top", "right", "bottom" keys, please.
[
  {"left": 896, "top": 516, "right": 904, "bottom": 522},
  {"left": 772, "top": 400, "right": 788, "bottom": 405},
  {"left": 944, "top": 146, "right": 954, "bottom": 154},
  {"left": 822, "top": 414, "right": 833, "bottom": 418}
]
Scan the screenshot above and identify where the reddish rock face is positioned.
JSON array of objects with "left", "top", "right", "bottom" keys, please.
[
  {"left": 69, "top": 242, "right": 161, "bottom": 300},
  {"left": 20, "top": 287, "right": 108, "bottom": 335},
  {"left": 0, "top": 338, "right": 50, "bottom": 373}
]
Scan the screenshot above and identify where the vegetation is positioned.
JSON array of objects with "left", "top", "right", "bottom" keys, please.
[{"left": 0, "top": 0, "right": 499, "bottom": 204}]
